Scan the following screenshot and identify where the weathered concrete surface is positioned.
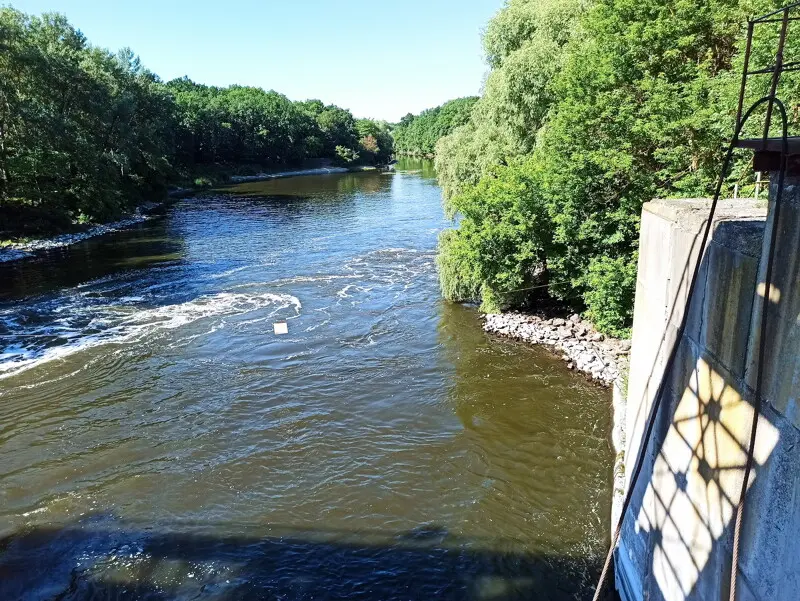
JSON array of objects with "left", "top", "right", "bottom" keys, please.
[
  {"left": 744, "top": 178, "right": 800, "bottom": 429},
  {"left": 623, "top": 199, "right": 767, "bottom": 493},
  {"left": 616, "top": 193, "right": 800, "bottom": 601}
]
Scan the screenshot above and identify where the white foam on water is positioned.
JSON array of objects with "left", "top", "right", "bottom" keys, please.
[
  {"left": 0, "top": 292, "right": 301, "bottom": 380},
  {"left": 304, "top": 319, "right": 330, "bottom": 332},
  {"left": 21, "top": 506, "right": 48, "bottom": 517},
  {"left": 337, "top": 284, "right": 356, "bottom": 299},
  {"left": 266, "top": 274, "right": 362, "bottom": 287}
]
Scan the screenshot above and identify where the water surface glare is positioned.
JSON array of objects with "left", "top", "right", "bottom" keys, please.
[{"left": 0, "top": 165, "right": 613, "bottom": 600}]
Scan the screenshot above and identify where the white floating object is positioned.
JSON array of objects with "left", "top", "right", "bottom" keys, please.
[{"left": 273, "top": 322, "right": 289, "bottom": 335}]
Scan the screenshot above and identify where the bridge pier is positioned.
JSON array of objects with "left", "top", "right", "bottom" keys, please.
[{"left": 615, "top": 184, "right": 800, "bottom": 601}]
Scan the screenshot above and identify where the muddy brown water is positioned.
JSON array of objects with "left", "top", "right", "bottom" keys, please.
[{"left": 0, "top": 161, "right": 613, "bottom": 600}]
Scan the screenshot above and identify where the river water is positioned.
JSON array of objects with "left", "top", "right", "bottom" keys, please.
[{"left": 0, "top": 161, "right": 613, "bottom": 600}]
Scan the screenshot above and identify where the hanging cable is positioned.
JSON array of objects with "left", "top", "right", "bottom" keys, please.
[{"left": 591, "top": 96, "right": 788, "bottom": 601}]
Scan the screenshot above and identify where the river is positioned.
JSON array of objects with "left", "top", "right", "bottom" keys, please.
[{"left": 0, "top": 160, "right": 613, "bottom": 600}]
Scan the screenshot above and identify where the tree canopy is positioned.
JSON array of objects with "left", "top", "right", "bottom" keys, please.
[
  {"left": 0, "top": 10, "right": 177, "bottom": 231},
  {"left": 0, "top": 7, "right": 393, "bottom": 236},
  {"left": 392, "top": 97, "right": 478, "bottom": 157},
  {"left": 435, "top": 0, "right": 800, "bottom": 336}
]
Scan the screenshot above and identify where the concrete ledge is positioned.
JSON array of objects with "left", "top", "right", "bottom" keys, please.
[
  {"left": 644, "top": 199, "right": 766, "bottom": 252},
  {"left": 644, "top": 197, "right": 766, "bottom": 221}
]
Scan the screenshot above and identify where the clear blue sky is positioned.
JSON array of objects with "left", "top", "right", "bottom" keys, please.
[{"left": 12, "top": 0, "right": 503, "bottom": 122}]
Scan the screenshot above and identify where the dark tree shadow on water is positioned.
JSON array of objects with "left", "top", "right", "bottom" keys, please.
[{"left": 0, "top": 519, "right": 615, "bottom": 601}]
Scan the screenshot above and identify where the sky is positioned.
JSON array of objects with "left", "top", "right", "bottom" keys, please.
[{"left": 12, "top": 0, "right": 504, "bottom": 122}]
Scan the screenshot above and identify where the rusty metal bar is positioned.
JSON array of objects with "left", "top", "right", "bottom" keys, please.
[
  {"left": 752, "top": 0, "right": 800, "bottom": 22},
  {"left": 737, "top": 20, "right": 755, "bottom": 130},
  {"left": 761, "top": 9, "right": 790, "bottom": 146}
]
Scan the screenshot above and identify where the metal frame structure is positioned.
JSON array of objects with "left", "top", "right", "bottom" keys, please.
[
  {"left": 735, "top": 1, "right": 800, "bottom": 171},
  {"left": 593, "top": 4, "right": 799, "bottom": 600}
]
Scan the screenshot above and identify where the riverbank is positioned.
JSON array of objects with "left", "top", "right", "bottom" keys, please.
[
  {"left": 0, "top": 207, "right": 160, "bottom": 263},
  {"left": 0, "top": 168, "right": 377, "bottom": 264},
  {"left": 483, "top": 311, "right": 629, "bottom": 386}
]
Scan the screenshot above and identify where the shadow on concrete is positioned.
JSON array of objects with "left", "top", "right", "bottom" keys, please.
[
  {"left": 616, "top": 207, "right": 799, "bottom": 600},
  {"left": 0, "top": 518, "right": 617, "bottom": 601}
]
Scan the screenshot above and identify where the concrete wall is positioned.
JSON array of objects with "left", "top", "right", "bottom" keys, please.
[{"left": 615, "top": 189, "right": 800, "bottom": 601}]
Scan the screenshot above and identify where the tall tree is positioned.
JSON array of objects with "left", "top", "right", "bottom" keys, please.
[
  {"left": 392, "top": 97, "right": 478, "bottom": 158},
  {"left": 435, "top": 0, "right": 799, "bottom": 336}
]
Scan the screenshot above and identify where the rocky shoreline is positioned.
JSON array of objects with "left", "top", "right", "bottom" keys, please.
[
  {"left": 483, "top": 311, "right": 630, "bottom": 386},
  {"left": 0, "top": 206, "right": 160, "bottom": 263}
]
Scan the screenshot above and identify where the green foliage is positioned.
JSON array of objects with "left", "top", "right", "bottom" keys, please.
[
  {"left": 436, "top": 228, "right": 482, "bottom": 303},
  {"left": 0, "top": 8, "right": 177, "bottom": 232},
  {"left": 0, "top": 7, "right": 395, "bottom": 237},
  {"left": 435, "top": 0, "right": 586, "bottom": 202},
  {"left": 436, "top": 0, "right": 799, "bottom": 335},
  {"left": 167, "top": 81, "right": 309, "bottom": 167},
  {"left": 435, "top": 121, "right": 517, "bottom": 213},
  {"left": 583, "top": 255, "right": 637, "bottom": 338},
  {"left": 166, "top": 81, "right": 391, "bottom": 170},
  {"left": 392, "top": 97, "right": 478, "bottom": 157},
  {"left": 334, "top": 145, "right": 359, "bottom": 165},
  {"left": 315, "top": 105, "right": 358, "bottom": 154},
  {"left": 356, "top": 119, "right": 394, "bottom": 164},
  {"left": 438, "top": 160, "right": 552, "bottom": 312}
]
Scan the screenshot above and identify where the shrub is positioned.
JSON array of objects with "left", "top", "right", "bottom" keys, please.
[
  {"left": 438, "top": 160, "right": 553, "bottom": 313},
  {"left": 334, "top": 145, "right": 359, "bottom": 165},
  {"left": 583, "top": 255, "right": 638, "bottom": 338}
]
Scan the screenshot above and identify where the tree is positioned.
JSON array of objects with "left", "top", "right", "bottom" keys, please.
[
  {"left": 0, "top": 6, "right": 396, "bottom": 237},
  {"left": 435, "top": 0, "right": 798, "bottom": 336},
  {"left": 392, "top": 97, "right": 478, "bottom": 158},
  {"left": 438, "top": 159, "right": 553, "bottom": 312},
  {"left": 316, "top": 106, "right": 358, "bottom": 154},
  {"left": 0, "top": 8, "right": 178, "bottom": 232},
  {"left": 435, "top": 0, "right": 585, "bottom": 202}
]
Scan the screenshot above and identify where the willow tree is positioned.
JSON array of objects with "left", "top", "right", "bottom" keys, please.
[
  {"left": 435, "top": 0, "right": 586, "bottom": 203},
  {"left": 436, "top": 0, "right": 797, "bottom": 336}
]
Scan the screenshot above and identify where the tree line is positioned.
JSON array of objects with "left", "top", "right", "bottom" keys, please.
[
  {"left": 435, "top": 0, "right": 800, "bottom": 336},
  {"left": 392, "top": 97, "right": 478, "bottom": 157},
  {"left": 0, "top": 7, "right": 393, "bottom": 236}
]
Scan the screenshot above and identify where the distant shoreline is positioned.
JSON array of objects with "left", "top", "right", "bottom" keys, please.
[{"left": 0, "top": 167, "right": 379, "bottom": 264}]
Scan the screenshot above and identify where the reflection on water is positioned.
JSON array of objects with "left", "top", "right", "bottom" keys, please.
[
  {"left": 0, "top": 164, "right": 612, "bottom": 600},
  {"left": 395, "top": 156, "right": 438, "bottom": 179},
  {"left": 221, "top": 170, "right": 393, "bottom": 199}
]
